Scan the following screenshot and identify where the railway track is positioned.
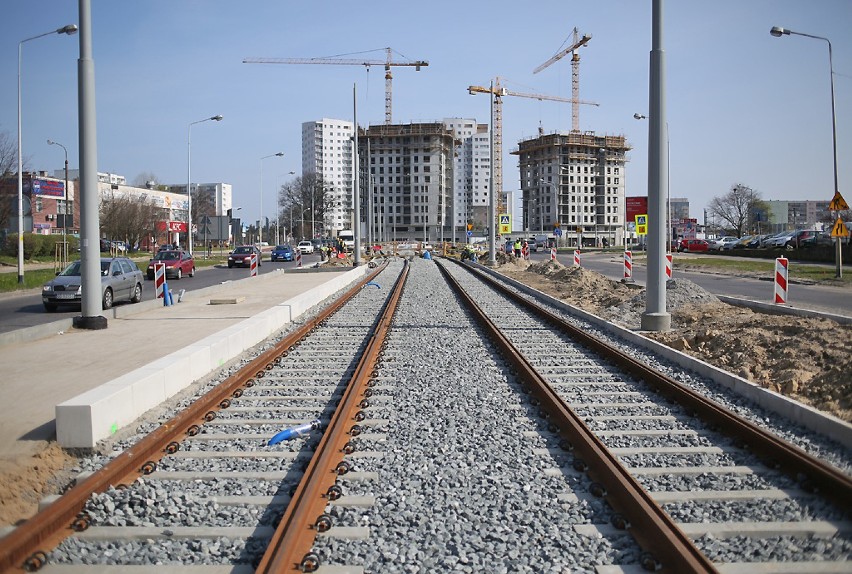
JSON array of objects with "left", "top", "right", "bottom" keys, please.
[{"left": 0, "top": 256, "right": 849, "bottom": 573}]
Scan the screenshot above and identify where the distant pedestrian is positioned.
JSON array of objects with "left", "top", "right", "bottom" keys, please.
[{"left": 514, "top": 239, "right": 522, "bottom": 258}]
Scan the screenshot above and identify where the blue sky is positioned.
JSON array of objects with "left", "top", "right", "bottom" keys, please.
[{"left": 2, "top": 0, "right": 850, "bottom": 227}]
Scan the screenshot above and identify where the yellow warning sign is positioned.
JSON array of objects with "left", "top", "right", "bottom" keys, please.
[
  {"left": 498, "top": 214, "right": 511, "bottom": 235},
  {"left": 831, "top": 218, "right": 850, "bottom": 238},
  {"left": 829, "top": 191, "right": 849, "bottom": 211},
  {"left": 466, "top": 223, "right": 473, "bottom": 231},
  {"left": 635, "top": 214, "right": 648, "bottom": 236}
]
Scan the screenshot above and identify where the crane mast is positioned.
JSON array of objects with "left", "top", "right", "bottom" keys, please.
[
  {"left": 243, "top": 48, "right": 428, "bottom": 125},
  {"left": 468, "top": 77, "right": 599, "bottom": 219},
  {"left": 533, "top": 27, "right": 592, "bottom": 132}
]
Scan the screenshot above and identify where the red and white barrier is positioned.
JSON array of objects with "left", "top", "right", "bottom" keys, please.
[
  {"left": 774, "top": 257, "right": 789, "bottom": 304},
  {"left": 665, "top": 254, "right": 673, "bottom": 279},
  {"left": 296, "top": 250, "right": 303, "bottom": 267},
  {"left": 250, "top": 253, "right": 258, "bottom": 277},
  {"left": 573, "top": 249, "right": 581, "bottom": 267},
  {"left": 154, "top": 263, "right": 166, "bottom": 298},
  {"left": 623, "top": 251, "right": 633, "bottom": 280},
  {"left": 550, "top": 248, "right": 557, "bottom": 261}
]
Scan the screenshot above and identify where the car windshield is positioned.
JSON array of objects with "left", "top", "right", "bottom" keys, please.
[
  {"left": 275, "top": 245, "right": 289, "bottom": 251},
  {"left": 154, "top": 252, "right": 179, "bottom": 261},
  {"left": 59, "top": 261, "right": 83, "bottom": 276},
  {"left": 233, "top": 246, "right": 252, "bottom": 254}
]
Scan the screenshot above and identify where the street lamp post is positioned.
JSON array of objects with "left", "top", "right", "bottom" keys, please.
[
  {"left": 259, "top": 152, "right": 284, "bottom": 245},
  {"left": 187, "top": 114, "right": 222, "bottom": 256},
  {"left": 47, "top": 139, "right": 69, "bottom": 263},
  {"left": 301, "top": 208, "right": 311, "bottom": 240},
  {"left": 17, "top": 24, "right": 78, "bottom": 285},
  {"left": 770, "top": 26, "right": 842, "bottom": 278}
]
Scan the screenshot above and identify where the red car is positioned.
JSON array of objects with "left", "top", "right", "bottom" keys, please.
[
  {"left": 677, "top": 239, "right": 710, "bottom": 253},
  {"left": 227, "top": 245, "right": 263, "bottom": 268},
  {"left": 146, "top": 250, "right": 195, "bottom": 280}
]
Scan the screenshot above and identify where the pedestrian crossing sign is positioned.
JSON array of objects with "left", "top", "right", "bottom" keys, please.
[
  {"left": 635, "top": 214, "right": 648, "bottom": 235},
  {"left": 499, "top": 214, "right": 511, "bottom": 235}
]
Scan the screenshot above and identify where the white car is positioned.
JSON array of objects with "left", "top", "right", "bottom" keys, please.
[
  {"left": 297, "top": 240, "right": 315, "bottom": 254},
  {"left": 709, "top": 236, "right": 738, "bottom": 251}
]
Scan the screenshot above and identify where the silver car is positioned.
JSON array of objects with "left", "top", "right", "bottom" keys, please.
[{"left": 42, "top": 257, "right": 144, "bottom": 312}]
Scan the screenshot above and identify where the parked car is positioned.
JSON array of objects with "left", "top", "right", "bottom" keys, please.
[
  {"left": 271, "top": 244, "right": 294, "bottom": 262},
  {"left": 709, "top": 236, "right": 739, "bottom": 251},
  {"left": 678, "top": 238, "right": 710, "bottom": 253},
  {"left": 228, "top": 245, "right": 262, "bottom": 268},
  {"left": 42, "top": 257, "right": 143, "bottom": 312},
  {"left": 766, "top": 231, "right": 797, "bottom": 249},
  {"left": 525, "top": 239, "right": 539, "bottom": 253},
  {"left": 731, "top": 235, "right": 755, "bottom": 250},
  {"left": 297, "top": 240, "right": 315, "bottom": 254},
  {"left": 146, "top": 250, "right": 195, "bottom": 280}
]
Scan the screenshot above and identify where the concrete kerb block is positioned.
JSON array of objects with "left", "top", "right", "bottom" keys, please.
[
  {"left": 477, "top": 264, "right": 852, "bottom": 451},
  {"left": 56, "top": 380, "right": 138, "bottom": 448},
  {"left": 55, "top": 265, "right": 372, "bottom": 448}
]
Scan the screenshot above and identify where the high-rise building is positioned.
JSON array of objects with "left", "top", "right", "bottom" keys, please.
[
  {"left": 301, "top": 119, "right": 354, "bottom": 233},
  {"left": 358, "top": 122, "right": 454, "bottom": 243},
  {"left": 514, "top": 131, "right": 630, "bottom": 247},
  {"left": 442, "top": 119, "right": 491, "bottom": 234}
]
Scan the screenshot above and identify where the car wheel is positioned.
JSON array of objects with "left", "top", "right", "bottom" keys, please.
[
  {"left": 176, "top": 268, "right": 182, "bottom": 280},
  {"left": 131, "top": 283, "right": 142, "bottom": 303},
  {"left": 44, "top": 303, "right": 58, "bottom": 312},
  {"left": 189, "top": 266, "right": 195, "bottom": 277},
  {"left": 102, "top": 287, "right": 114, "bottom": 310}
]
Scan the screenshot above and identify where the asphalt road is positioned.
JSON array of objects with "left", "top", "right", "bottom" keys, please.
[
  {"left": 527, "top": 250, "right": 852, "bottom": 317},
  {"left": 0, "top": 253, "right": 323, "bottom": 335},
  {"left": 1, "top": 250, "right": 849, "bottom": 335}
]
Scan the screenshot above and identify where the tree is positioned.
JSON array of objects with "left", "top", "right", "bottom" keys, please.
[
  {"left": 0, "top": 130, "right": 15, "bottom": 177},
  {"left": 99, "top": 190, "right": 158, "bottom": 250},
  {"left": 277, "top": 173, "right": 332, "bottom": 241},
  {"left": 707, "top": 184, "right": 766, "bottom": 237}
]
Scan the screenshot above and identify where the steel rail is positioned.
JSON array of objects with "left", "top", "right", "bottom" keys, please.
[
  {"left": 256, "top": 261, "right": 410, "bottom": 573},
  {"left": 456, "top": 259, "right": 852, "bottom": 510},
  {"left": 0, "top": 263, "right": 388, "bottom": 574},
  {"left": 438, "top": 259, "right": 718, "bottom": 573}
]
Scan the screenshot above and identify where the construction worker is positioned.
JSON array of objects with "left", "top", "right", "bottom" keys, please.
[
  {"left": 522, "top": 240, "right": 530, "bottom": 260},
  {"left": 513, "top": 239, "right": 522, "bottom": 258}
]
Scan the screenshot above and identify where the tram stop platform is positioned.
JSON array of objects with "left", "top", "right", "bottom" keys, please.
[{"left": 0, "top": 265, "right": 368, "bottom": 458}]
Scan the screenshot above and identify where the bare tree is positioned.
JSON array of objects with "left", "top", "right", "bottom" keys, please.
[
  {"left": 277, "top": 173, "right": 333, "bottom": 241},
  {"left": 0, "top": 130, "right": 15, "bottom": 177},
  {"left": 707, "top": 184, "right": 765, "bottom": 237},
  {"left": 99, "top": 190, "right": 158, "bottom": 250},
  {"left": 132, "top": 172, "right": 161, "bottom": 188}
]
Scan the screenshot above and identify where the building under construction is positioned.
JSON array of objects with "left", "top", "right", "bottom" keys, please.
[
  {"left": 358, "top": 122, "right": 454, "bottom": 244},
  {"left": 513, "top": 131, "right": 630, "bottom": 247}
]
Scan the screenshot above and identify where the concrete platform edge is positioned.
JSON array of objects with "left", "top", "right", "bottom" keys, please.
[
  {"left": 481, "top": 265, "right": 852, "bottom": 450},
  {"left": 55, "top": 265, "right": 368, "bottom": 448}
]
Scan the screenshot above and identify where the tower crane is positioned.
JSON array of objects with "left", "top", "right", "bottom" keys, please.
[
  {"left": 468, "top": 77, "right": 599, "bottom": 214},
  {"left": 533, "top": 27, "right": 592, "bottom": 132},
  {"left": 243, "top": 48, "right": 428, "bottom": 125}
]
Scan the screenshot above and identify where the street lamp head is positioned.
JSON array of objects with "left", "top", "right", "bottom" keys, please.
[
  {"left": 211, "top": 115, "right": 223, "bottom": 121},
  {"left": 47, "top": 139, "right": 55, "bottom": 145},
  {"left": 770, "top": 26, "right": 789, "bottom": 37},
  {"left": 56, "top": 24, "right": 78, "bottom": 35},
  {"left": 289, "top": 171, "right": 296, "bottom": 175},
  {"left": 275, "top": 152, "right": 284, "bottom": 157},
  {"left": 633, "top": 113, "right": 647, "bottom": 120}
]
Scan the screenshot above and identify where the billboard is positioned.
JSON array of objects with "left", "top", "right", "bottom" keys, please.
[
  {"left": 30, "top": 178, "right": 66, "bottom": 200},
  {"left": 626, "top": 196, "right": 648, "bottom": 223}
]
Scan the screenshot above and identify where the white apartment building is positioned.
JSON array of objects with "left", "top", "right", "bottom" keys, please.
[
  {"left": 301, "top": 118, "right": 354, "bottom": 233},
  {"left": 514, "top": 131, "right": 630, "bottom": 247},
  {"left": 442, "top": 119, "right": 492, "bottom": 235}
]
